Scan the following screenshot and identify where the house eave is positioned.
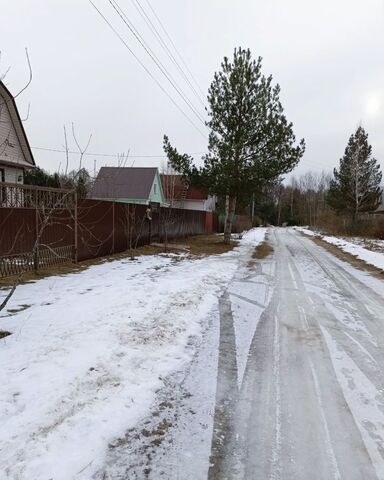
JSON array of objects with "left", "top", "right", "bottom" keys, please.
[
  {"left": 0, "top": 159, "right": 34, "bottom": 169},
  {"left": 0, "top": 81, "right": 36, "bottom": 167}
]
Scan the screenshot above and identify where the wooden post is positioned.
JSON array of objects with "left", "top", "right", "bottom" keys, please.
[{"left": 74, "top": 192, "right": 78, "bottom": 263}]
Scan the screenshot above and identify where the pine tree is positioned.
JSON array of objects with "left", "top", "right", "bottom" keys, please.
[
  {"left": 327, "top": 126, "right": 382, "bottom": 223},
  {"left": 163, "top": 48, "right": 305, "bottom": 243}
]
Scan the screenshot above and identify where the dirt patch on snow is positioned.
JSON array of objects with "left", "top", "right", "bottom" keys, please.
[
  {"left": 186, "top": 234, "right": 238, "bottom": 257},
  {"left": 0, "top": 330, "right": 11, "bottom": 339},
  {"left": 252, "top": 241, "right": 274, "bottom": 260},
  {"left": 6, "top": 304, "right": 31, "bottom": 315}
]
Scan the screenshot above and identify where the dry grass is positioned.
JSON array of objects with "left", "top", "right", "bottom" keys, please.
[
  {"left": 0, "top": 234, "right": 237, "bottom": 289},
  {"left": 252, "top": 241, "right": 274, "bottom": 260},
  {"left": 184, "top": 234, "right": 238, "bottom": 256}
]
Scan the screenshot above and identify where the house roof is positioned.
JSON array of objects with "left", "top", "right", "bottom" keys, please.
[
  {"left": 0, "top": 81, "right": 35, "bottom": 167},
  {"left": 160, "top": 174, "right": 208, "bottom": 201},
  {"left": 91, "top": 167, "right": 159, "bottom": 200}
]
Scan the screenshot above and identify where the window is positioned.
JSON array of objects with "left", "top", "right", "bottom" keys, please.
[{"left": 154, "top": 183, "right": 157, "bottom": 194}]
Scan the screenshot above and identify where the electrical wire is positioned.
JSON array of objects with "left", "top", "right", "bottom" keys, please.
[
  {"left": 130, "top": 0, "right": 206, "bottom": 108},
  {"left": 106, "top": 0, "right": 207, "bottom": 126},
  {"left": 88, "top": 0, "right": 207, "bottom": 139},
  {"left": 31, "top": 145, "right": 204, "bottom": 158},
  {"left": 144, "top": 0, "right": 206, "bottom": 99}
]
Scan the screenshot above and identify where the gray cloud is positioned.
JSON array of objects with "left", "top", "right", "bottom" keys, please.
[{"left": 2, "top": 0, "right": 383, "bottom": 178}]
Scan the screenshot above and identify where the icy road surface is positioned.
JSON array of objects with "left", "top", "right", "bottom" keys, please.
[{"left": 209, "top": 228, "right": 384, "bottom": 480}]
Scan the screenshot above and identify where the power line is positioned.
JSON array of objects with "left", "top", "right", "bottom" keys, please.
[
  {"left": 88, "top": 0, "right": 207, "bottom": 139},
  {"left": 106, "top": 0, "right": 207, "bottom": 126},
  {"left": 31, "top": 146, "right": 335, "bottom": 171},
  {"left": 130, "top": 0, "right": 206, "bottom": 108},
  {"left": 145, "top": 0, "right": 206, "bottom": 99},
  {"left": 31, "top": 145, "right": 205, "bottom": 158}
]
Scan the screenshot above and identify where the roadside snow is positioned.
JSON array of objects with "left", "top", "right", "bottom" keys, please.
[
  {"left": 0, "top": 229, "right": 267, "bottom": 480},
  {"left": 295, "top": 227, "right": 384, "bottom": 271}
]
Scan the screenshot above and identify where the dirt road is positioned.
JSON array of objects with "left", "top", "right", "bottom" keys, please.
[{"left": 210, "top": 228, "right": 384, "bottom": 479}]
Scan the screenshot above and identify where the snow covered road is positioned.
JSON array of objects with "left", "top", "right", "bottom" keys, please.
[{"left": 209, "top": 228, "right": 384, "bottom": 479}]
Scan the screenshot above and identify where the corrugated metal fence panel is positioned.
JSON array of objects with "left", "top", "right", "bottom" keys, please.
[
  {"left": 77, "top": 200, "right": 114, "bottom": 262},
  {"left": 0, "top": 206, "right": 75, "bottom": 277},
  {"left": 76, "top": 201, "right": 153, "bottom": 261},
  {"left": 0, "top": 207, "right": 36, "bottom": 255},
  {"left": 1, "top": 195, "right": 218, "bottom": 275},
  {"left": 39, "top": 209, "right": 74, "bottom": 249}
]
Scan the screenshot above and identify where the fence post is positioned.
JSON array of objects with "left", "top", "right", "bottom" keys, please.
[
  {"left": 33, "top": 207, "right": 39, "bottom": 273},
  {"left": 74, "top": 192, "right": 78, "bottom": 263},
  {"left": 112, "top": 201, "right": 115, "bottom": 254}
]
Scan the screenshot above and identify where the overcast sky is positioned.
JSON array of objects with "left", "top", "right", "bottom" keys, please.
[{"left": 2, "top": 0, "right": 384, "bottom": 178}]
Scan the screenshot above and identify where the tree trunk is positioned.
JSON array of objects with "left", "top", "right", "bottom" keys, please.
[{"left": 224, "top": 196, "right": 236, "bottom": 244}]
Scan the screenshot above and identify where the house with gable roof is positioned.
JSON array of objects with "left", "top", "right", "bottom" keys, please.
[
  {"left": 160, "top": 174, "right": 216, "bottom": 212},
  {"left": 0, "top": 80, "right": 35, "bottom": 186},
  {"left": 90, "top": 167, "right": 166, "bottom": 206}
]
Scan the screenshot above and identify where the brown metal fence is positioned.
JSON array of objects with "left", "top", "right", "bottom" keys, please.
[
  {"left": 0, "top": 184, "right": 214, "bottom": 278},
  {"left": 76, "top": 200, "right": 209, "bottom": 261},
  {"left": 0, "top": 183, "right": 76, "bottom": 277}
]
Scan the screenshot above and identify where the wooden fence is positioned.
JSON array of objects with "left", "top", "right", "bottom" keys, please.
[{"left": 0, "top": 183, "right": 215, "bottom": 278}]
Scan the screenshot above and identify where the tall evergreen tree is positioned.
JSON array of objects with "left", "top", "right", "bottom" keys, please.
[
  {"left": 327, "top": 126, "right": 382, "bottom": 222},
  {"left": 163, "top": 48, "right": 305, "bottom": 243}
]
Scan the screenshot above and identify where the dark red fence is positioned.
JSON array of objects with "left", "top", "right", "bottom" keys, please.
[
  {"left": 76, "top": 200, "right": 209, "bottom": 261},
  {"left": 0, "top": 186, "right": 215, "bottom": 277}
]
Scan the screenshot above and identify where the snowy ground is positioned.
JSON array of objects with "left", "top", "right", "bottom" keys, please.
[
  {"left": 4, "top": 227, "right": 384, "bottom": 479},
  {"left": 0, "top": 229, "right": 267, "bottom": 480},
  {"left": 295, "top": 226, "right": 384, "bottom": 270}
]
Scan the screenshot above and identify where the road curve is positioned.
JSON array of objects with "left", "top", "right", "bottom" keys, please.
[{"left": 209, "top": 228, "right": 384, "bottom": 480}]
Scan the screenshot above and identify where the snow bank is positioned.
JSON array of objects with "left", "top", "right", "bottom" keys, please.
[
  {"left": 241, "top": 227, "right": 269, "bottom": 245},
  {"left": 294, "top": 227, "right": 384, "bottom": 270},
  {"left": 0, "top": 228, "right": 267, "bottom": 480}
]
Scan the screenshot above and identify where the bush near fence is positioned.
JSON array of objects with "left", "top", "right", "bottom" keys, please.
[{"left": 0, "top": 188, "right": 217, "bottom": 277}]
